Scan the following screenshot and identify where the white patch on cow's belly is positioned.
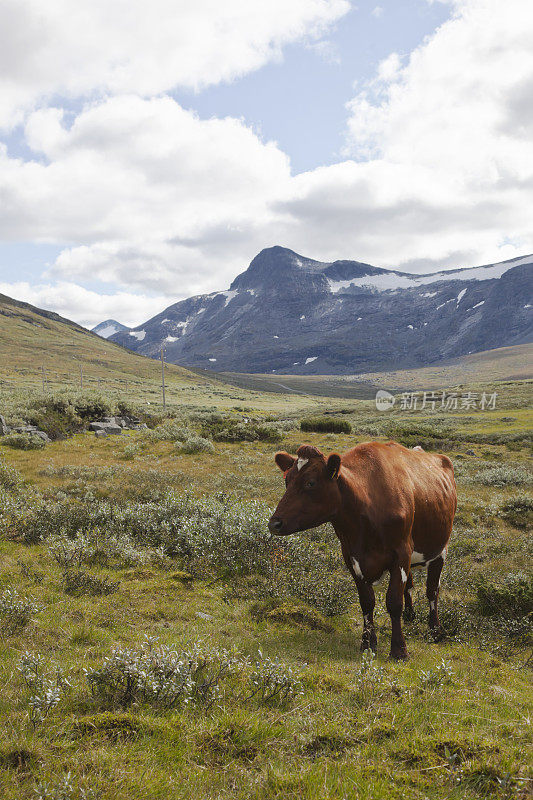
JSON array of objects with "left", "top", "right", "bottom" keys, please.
[
  {"left": 400, "top": 567, "right": 407, "bottom": 583},
  {"left": 297, "top": 457, "right": 308, "bottom": 471},
  {"left": 351, "top": 558, "right": 363, "bottom": 579},
  {"left": 411, "top": 551, "right": 426, "bottom": 565}
]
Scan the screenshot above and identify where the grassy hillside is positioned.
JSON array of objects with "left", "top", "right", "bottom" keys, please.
[
  {"left": 0, "top": 293, "right": 330, "bottom": 414},
  {"left": 0, "top": 380, "right": 531, "bottom": 799}
]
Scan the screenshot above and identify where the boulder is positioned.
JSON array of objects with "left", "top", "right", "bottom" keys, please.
[
  {"left": 0, "top": 414, "right": 8, "bottom": 436},
  {"left": 89, "top": 422, "right": 106, "bottom": 431},
  {"left": 95, "top": 429, "right": 108, "bottom": 438},
  {"left": 89, "top": 421, "right": 122, "bottom": 434},
  {"left": 12, "top": 425, "right": 50, "bottom": 442}
]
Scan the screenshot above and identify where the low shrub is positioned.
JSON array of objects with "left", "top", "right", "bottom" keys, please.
[
  {"left": 300, "top": 416, "right": 351, "bottom": 434},
  {"left": 352, "top": 650, "right": 389, "bottom": 705},
  {"left": 73, "top": 395, "right": 113, "bottom": 421},
  {"left": 1, "top": 432, "right": 45, "bottom": 450},
  {"left": 177, "top": 435, "right": 215, "bottom": 454},
  {"left": 270, "top": 532, "right": 357, "bottom": 617},
  {"left": 61, "top": 570, "right": 119, "bottom": 596},
  {"left": 476, "top": 465, "right": 532, "bottom": 487},
  {"left": 474, "top": 573, "right": 533, "bottom": 619},
  {"left": 85, "top": 638, "right": 240, "bottom": 710},
  {"left": 26, "top": 397, "right": 83, "bottom": 440},
  {"left": 48, "top": 530, "right": 162, "bottom": 570},
  {"left": 143, "top": 421, "right": 193, "bottom": 442},
  {"left": 246, "top": 652, "right": 303, "bottom": 707},
  {"left": 18, "top": 652, "right": 71, "bottom": 725},
  {"left": 418, "top": 660, "right": 454, "bottom": 690},
  {"left": 200, "top": 414, "right": 282, "bottom": 443},
  {"left": 34, "top": 772, "right": 97, "bottom": 800},
  {"left": 0, "top": 458, "right": 24, "bottom": 490},
  {"left": 498, "top": 496, "right": 533, "bottom": 529},
  {"left": 0, "top": 588, "right": 40, "bottom": 634}
]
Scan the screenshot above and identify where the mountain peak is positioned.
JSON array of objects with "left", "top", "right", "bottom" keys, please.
[
  {"left": 92, "top": 319, "right": 128, "bottom": 339},
  {"left": 231, "top": 246, "right": 323, "bottom": 290}
]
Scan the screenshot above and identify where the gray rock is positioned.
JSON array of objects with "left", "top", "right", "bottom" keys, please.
[
  {"left": 104, "top": 424, "right": 122, "bottom": 435},
  {"left": 88, "top": 421, "right": 122, "bottom": 435},
  {"left": 95, "top": 429, "right": 108, "bottom": 438},
  {"left": 195, "top": 612, "right": 214, "bottom": 621},
  {"left": 0, "top": 414, "right": 8, "bottom": 436},
  {"left": 88, "top": 422, "right": 106, "bottom": 431},
  {"left": 465, "top": 449, "right": 477, "bottom": 456},
  {"left": 33, "top": 431, "right": 50, "bottom": 442}
]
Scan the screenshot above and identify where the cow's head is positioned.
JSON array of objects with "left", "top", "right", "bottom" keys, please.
[{"left": 268, "top": 445, "right": 342, "bottom": 535}]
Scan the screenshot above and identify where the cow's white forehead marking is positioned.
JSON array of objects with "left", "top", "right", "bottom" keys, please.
[
  {"left": 400, "top": 567, "right": 407, "bottom": 583},
  {"left": 297, "top": 457, "right": 308, "bottom": 471}
]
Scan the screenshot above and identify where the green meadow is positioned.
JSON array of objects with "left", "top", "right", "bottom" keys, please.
[{"left": 0, "top": 374, "right": 531, "bottom": 800}]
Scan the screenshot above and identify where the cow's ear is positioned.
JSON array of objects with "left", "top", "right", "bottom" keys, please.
[
  {"left": 275, "top": 451, "right": 296, "bottom": 472},
  {"left": 326, "top": 453, "right": 341, "bottom": 480}
]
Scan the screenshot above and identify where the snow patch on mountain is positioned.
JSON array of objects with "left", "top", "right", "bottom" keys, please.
[{"left": 328, "top": 255, "right": 531, "bottom": 294}]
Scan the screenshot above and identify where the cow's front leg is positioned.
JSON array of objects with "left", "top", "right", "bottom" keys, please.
[
  {"left": 427, "top": 554, "right": 445, "bottom": 641},
  {"left": 355, "top": 579, "right": 377, "bottom": 653},
  {"left": 386, "top": 556, "right": 410, "bottom": 660}
]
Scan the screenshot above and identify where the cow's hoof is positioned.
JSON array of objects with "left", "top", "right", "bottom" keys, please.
[
  {"left": 430, "top": 625, "right": 446, "bottom": 642},
  {"left": 389, "top": 647, "right": 409, "bottom": 661},
  {"left": 403, "top": 607, "right": 416, "bottom": 622}
]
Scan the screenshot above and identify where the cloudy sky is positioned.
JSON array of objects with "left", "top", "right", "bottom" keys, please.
[{"left": 0, "top": 0, "right": 532, "bottom": 327}]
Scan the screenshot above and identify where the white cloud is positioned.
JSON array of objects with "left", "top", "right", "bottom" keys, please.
[
  {"left": 0, "top": 280, "right": 167, "bottom": 328},
  {"left": 371, "top": 6, "right": 384, "bottom": 17},
  {"left": 1, "top": 95, "right": 291, "bottom": 292},
  {"left": 290, "top": 0, "right": 533, "bottom": 268},
  {"left": 0, "top": 0, "right": 349, "bottom": 127}
]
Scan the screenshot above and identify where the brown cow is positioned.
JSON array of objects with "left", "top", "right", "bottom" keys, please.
[{"left": 268, "top": 442, "right": 457, "bottom": 660}]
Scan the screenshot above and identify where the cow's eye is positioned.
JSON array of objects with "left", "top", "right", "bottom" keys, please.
[{"left": 306, "top": 479, "right": 316, "bottom": 488}]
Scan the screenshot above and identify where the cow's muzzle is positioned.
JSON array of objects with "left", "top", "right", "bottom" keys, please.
[{"left": 268, "top": 516, "right": 284, "bottom": 534}]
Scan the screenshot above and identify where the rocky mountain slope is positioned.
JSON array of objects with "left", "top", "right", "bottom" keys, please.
[
  {"left": 108, "top": 246, "right": 533, "bottom": 374},
  {"left": 92, "top": 319, "right": 128, "bottom": 338}
]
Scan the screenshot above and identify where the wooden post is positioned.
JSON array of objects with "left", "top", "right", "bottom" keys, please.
[{"left": 161, "top": 346, "right": 166, "bottom": 410}]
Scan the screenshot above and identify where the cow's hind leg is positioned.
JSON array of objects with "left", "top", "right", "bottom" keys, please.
[
  {"left": 355, "top": 579, "right": 377, "bottom": 653},
  {"left": 403, "top": 571, "right": 415, "bottom": 622},
  {"left": 427, "top": 555, "right": 445, "bottom": 641},
  {"left": 387, "top": 553, "right": 411, "bottom": 660}
]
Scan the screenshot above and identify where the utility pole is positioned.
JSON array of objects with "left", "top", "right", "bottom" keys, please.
[
  {"left": 80, "top": 364, "right": 83, "bottom": 390},
  {"left": 160, "top": 346, "right": 166, "bottom": 411}
]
